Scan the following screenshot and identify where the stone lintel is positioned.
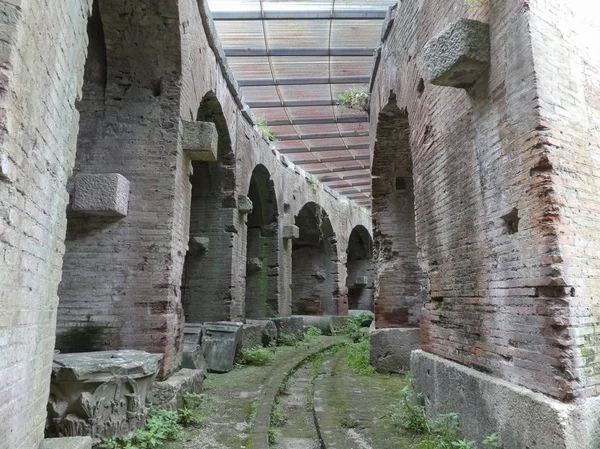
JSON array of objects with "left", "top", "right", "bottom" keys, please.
[
  {"left": 72, "top": 173, "right": 130, "bottom": 217},
  {"left": 424, "top": 19, "right": 490, "bottom": 88},
  {"left": 282, "top": 225, "right": 300, "bottom": 240},
  {"left": 182, "top": 120, "right": 218, "bottom": 161}
]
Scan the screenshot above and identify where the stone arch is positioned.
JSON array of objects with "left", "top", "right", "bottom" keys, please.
[
  {"left": 245, "top": 164, "right": 280, "bottom": 318},
  {"left": 55, "top": 0, "right": 184, "bottom": 374},
  {"left": 182, "top": 91, "right": 237, "bottom": 323},
  {"left": 372, "top": 92, "right": 426, "bottom": 328},
  {"left": 292, "top": 202, "right": 340, "bottom": 315},
  {"left": 346, "top": 225, "right": 374, "bottom": 311}
]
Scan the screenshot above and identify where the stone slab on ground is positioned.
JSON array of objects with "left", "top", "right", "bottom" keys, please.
[
  {"left": 412, "top": 350, "right": 600, "bottom": 449},
  {"left": 246, "top": 319, "right": 278, "bottom": 346},
  {"left": 239, "top": 322, "right": 265, "bottom": 352},
  {"left": 202, "top": 322, "right": 243, "bottom": 373},
  {"left": 42, "top": 437, "right": 92, "bottom": 449},
  {"left": 299, "top": 315, "right": 333, "bottom": 335},
  {"left": 272, "top": 316, "right": 304, "bottom": 341},
  {"left": 182, "top": 323, "right": 205, "bottom": 370},
  {"left": 147, "top": 368, "right": 205, "bottom": 410},
  {"left": 370, "top": 327, "right": 420, "bottom": 374}
]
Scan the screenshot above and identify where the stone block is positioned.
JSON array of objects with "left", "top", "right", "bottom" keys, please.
[
  {"left": 182, "top": 323, "right": 206, "bottom": 370},
  {"left": 72, "top": 173, "right": 130, "bottom": 217},
  {"left": 246, "top": 319, "right": 278, "bottom": 346},
  {"left": 42, "top": 437, "right": 92, "bottom": 449},
  {"left": 271, "top": 316, "right": 304, "bottom": 341},
  {"left": 299, "top": 315, "right": 333, "bottom": 335},
  {"left": 370, "top": 327, "right": 420, "bottom": 374},
  {"left": 237, "top": 194, "right": 253, "bottom": 214},
  {"left": 182, "top": 120, "right": 218, "bottom": 161},
  {"left": 189, "top": 236, "right": 209, "bottom": 254},
  {"left": 424, "top": 19, "right": 490, "bottom": 88},
  {"left": 46, "top": 350, "right": 162, "bottom": 439},
  {"left": 202, "top": 322, "right": 243, "bottom": 373},
  {"left": 354, "top": 276, "right": 368, "bottom": 286},
  {"left": 411, "top": 350, "right": 600, "bottom": 449},
  {"left": 0, "top": 153, "right": 13, "bottom": 182},
  {"left": 282, "top": 225, "right": 300, "bottom": 240},
  {"left": 330, "top": 316, "right": 349, "bottom": 332},
  {"left": 237, "top": 323, "right": 264, "bottom": 358},
  {"left": 247, "top": 257, "right": 263, "bottom": 273},
  {"left": 147, "top": 368, "right": 205, "bottom": 410}
]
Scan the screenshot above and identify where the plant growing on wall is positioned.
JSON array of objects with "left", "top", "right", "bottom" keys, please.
[
  {"left": 337, "top": 87, "right": 370, "bottom": 113},
  {"left": 256, "top": 117, "right": 278, "bottom": 142},
  {"left": 464, "top": 0, "right": 489, "bottom": 8}
]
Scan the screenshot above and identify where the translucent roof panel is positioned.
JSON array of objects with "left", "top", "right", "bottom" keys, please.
[{"left": 207, "top": 0, "right": 398, "bottom": 203}]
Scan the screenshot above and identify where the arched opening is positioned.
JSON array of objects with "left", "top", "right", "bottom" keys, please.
[
  {"left": 292, "top": 202, "right": 339, "bottom": 315},
  {"left": 55, "top": 0, "right": 183, "bottom": 365},
  {"left": 245, "top": 165, "right": 279, "bottom": 318},
  {"left": 346, "top": 225, "right": 374, "bottom": 311},
  {"left": 182, "top": 91, "right": 236, "bottom": 324},
  {"left": 372, "top": 93, "right": 426, "bottom": 328}
]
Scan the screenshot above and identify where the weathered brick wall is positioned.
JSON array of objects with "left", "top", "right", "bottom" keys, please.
[
  {"left": 528, "top": 0, "right": 600, "bottom": 397},
  {"left": 0, "top": 0, "right": 92, "bottom": 447},
  {"left": 55, "top": 0, "right": 185, "bottom": 376},
  {"left": 372, "top": 97, "right": 425, "bottom": 327},
  {"left": 372, "top": 0, "right": 586, "bottom": 399}
]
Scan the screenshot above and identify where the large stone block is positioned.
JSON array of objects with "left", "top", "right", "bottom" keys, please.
[
  {"left": 370, "top": 327, "right": 420, "bottom": 374},
  {"left": 189, "top": 236, "right": 209, "bottom": 255},
  {"left": 182, "top": 120, "right": 218, "bottom": 161},
  {"left": 42, "top": 437, "right": 92, "bottom": 449},
  {"left": 246, "top": 319, "right": 278, "bottom": 346},
  {"left": 202, "top": 322, "right": 243, "bottom": 373},
  {"left": 46, "top": 350, "right": 162, "bottom": 439},
  {"left": 299, "top": 315, "right": 333, "bottom": 335},
  {"left": 182, "top": 323, "right": 206, "bottom": 370},
  {"left": 147, "top": 368, "right": 205, "bottom": 410},
  {"left": 282, "top": 225, "right": 299, "bottom": 240},
  {"left": 237, "top": 194, "right": 253, "bottom": 214},
  {"left": 271, "top": 316, "right": 304, "bottom": 341},
  {"left": 411, "top": 350, "right": 600, "bottom": 449},
  {"left": 424, "top": 19, "right": 490, "bottom": 88},
  {"left": 72, "top": 173, "right": 130, "bottom": 217},
  {"left": 237, "top": 322, "right": 266, "bottom": 360}
]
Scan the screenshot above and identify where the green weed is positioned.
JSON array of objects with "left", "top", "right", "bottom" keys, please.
[
  {"left": 241, "top": 345, "right": 276, "bottom": 366},
  {"left": 346, "top": 339, "right": 376, "bottom": 376}
]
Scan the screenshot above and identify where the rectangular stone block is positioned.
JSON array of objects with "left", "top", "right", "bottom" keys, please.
[
  {"left": 72, "top": 173, "right": 130, "bottom": 217},
  {"left": 189, "top": 236, "right": 209, "bottom": 254},
  {"left": 370, "top": 327, "right": 420, "bottom": 374},
  {"left": 182, "top": 120, "right": 218, "bottom": 161},
  {"left": 354, "top": 276, "right": 368, "bottom": 286},
  {"left": 237, "top": 194, "right": 253, "bottom": 214},
  {"left": 42, "top": 437, "right": 92, "bottom": 449},
  {"left": 282, "top": 225, "right": 299, "bottom": 240},
  {"left": 202, "top": 322, "right": 243, "bottom": 373},
  {"left": 271, "top": 316, "right": 304, "bottom": 340},
  {"left": 147, "top": 368, "right": 205, "bottom": 410},
  {"left": 424, "top": 19, "right": 490, "bottom": 88}
]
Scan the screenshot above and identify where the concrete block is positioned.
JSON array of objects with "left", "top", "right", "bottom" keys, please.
[
  {"left": 42, "top": 437, "right": 92, "bottom": 449},
  {"left": 283, "top": 225, "right": 300, "bottom": 240},
  {"left": 246, "top": 319, "right": 278, "bottom": 346},
  {"left": 271, "top": 316, "right": 304, "bottom": 341},
  {"left": 189, "top": 236, "right": 209, "bottom": 254},
  {"left": 202, "top": 322, "right": 243, "bottom": 373},
  {"left": 72, "top": 173, "right": 130, "bottom": 217},
  {"left": 237, "top": 194, "right": 253, "bottom": 214},
  {"left": 411, "top": 350, "right": 600, "bottom": 449},
  {"left": 299, "top": 315, "right": 333, "bottom": 335},
  {"left": 370, "top": 327, "right": 420, "bottom": 374},
  {"left": 182, "top": 120, "right": 218, "bottom": 161},
  {"left": 47, "top": 350, "right": 161, "bottom": 438},
  {"left": 147, "top": 368, "right": 205, "bottom": 410},
  {"left": 424, "top": 19, "right": 490, "bottom": 88}
]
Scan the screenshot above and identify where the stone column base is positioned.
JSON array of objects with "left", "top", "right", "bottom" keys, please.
[
  {"left": 411, "top": 350, "right": 600, "bottom": 449},
  {"left": 43, "top": 437, "right": 92, "bottom": 449}
]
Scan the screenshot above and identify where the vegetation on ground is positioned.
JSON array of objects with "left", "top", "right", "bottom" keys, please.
[
  {"left": 303, "top": 326, "right": 323, "bottom": 342},
  {"left": 270, "top": 400, "right": 288, "bottom": 427},
  {"left": 278, "top": 333, "right": 300, "bottom": 347},
  {"left": 241, "top": 344, "right": 276, "bottom": 366},
  {"left": 99, "top": 393, "right": 211, "bottom": 449},
  {"left": 346, "top": 338, "right": 376, "bottom": 375},
  {"left": 390, "top": 374, "right": 503, "bottom": 449},
  {"left": 333, "top": 314, "right": 371, "bottom": 343},
  {"left": 268, "top": 427, "right": 280, "bottom": 444}
]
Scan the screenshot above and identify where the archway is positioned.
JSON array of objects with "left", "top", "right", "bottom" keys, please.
[
  {"left": 245, "top": 165, "right": 279, "bottom": 318},
  {"left": 292, "top": 202, "right": 339, "bottom": 315},
  {"left": 182, "top": 91, "right": 236, "bottom": 323},
  {"left": 345, "top": 225, "right": 374, "bottom": 311},
  {"left": 372, "top": 93, "right": 426, "bottom": 328}
]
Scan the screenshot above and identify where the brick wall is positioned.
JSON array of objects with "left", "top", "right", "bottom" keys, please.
[
  {"left": 0, "top": 1, "right": 92, "bottom": 447},
  {"left": 371, "top": 0, "right": 589, "bottom": 399},
  {"left": 55, "top": 0, "right": 185, "bottom": 376},
  {"left": 372, "top": 97, "right": 426, "bottom": 327}
]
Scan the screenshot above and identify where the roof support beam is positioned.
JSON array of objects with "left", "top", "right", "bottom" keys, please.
[
  {"left": 293, "top": 154, "right": 370, "bottom": 165},
  {"left": 238, "top": 76, "right": 370, "bottom": 87},
  {"left": 212, "top": 10, "right": 390, "bottom": 20},
  {"left": 276, "top": 131, "right": 369, "bottom": 141},
  {"left": 310, "top": 165, "right": 369, "bottom": 175},
  {"left": 278, "top": 143, "right": 369, "bottom": 154},
  {"left": 267, "top": 116, "right": 367, "bottom": 127},
  {"left": 225, "top": 48, "right": 375, "bottom": 57},
  {"left": 318, "top": 173, "right": 371, "bottom": 182},
  {"left": 248, "top": 99, "right": 338, "bottom": 108}
]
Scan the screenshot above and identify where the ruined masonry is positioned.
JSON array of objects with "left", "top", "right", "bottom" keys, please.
[{"left": 0, "top": 0, "right": 599, "bottom": 448}]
